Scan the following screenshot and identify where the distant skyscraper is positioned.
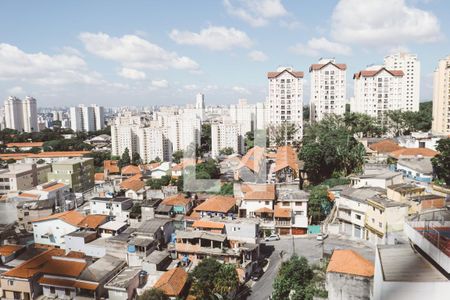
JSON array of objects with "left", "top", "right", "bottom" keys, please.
[
  {"left": 352, "top": 66, "right": 404, "bottom": 124},
  {"left": 384, "top": 52, "right": 420, "bottom": 112},
  {"left": 265, "top": 67, "right": 304, "bottom": 143},
  {"left": 70, "top": 104, "right": 104, "bottom": 132},
  {"left": 309, "top": 59, "right": 347, "bottom": 122},
  {"left": 432, "top": 55, "right": 450, "bottom": 135},
  {"left": 211, "top": 123, "right": 243, "bottom": 158},
  {"left": 3, "top": 96, "right": 38, "bottom": 132},
  {"left": 229, "top": 99, "right": 255, "bottom": 134},
  {"left": 195, "top": 93, "right": 205, "bottom": 121}
]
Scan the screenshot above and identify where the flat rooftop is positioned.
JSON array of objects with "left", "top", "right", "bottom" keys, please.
[
  {"left": 378, "top": 244, "right": 448, "bottom": 282},
  {"left": 105, "top": 267, "right": 141, "bottom": 290}
]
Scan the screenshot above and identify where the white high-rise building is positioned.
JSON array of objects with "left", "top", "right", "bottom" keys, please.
[
  {"left": 431, "top": 55, "right": 450, "bottom": 135},
  {"left": 4, "top": 96, "right": 38, "bottom": 132},
  {"left": 165, "top": 112, "right": 201, "bottom": 153},
  {"left": 137, "top": 127, "right": 166, "bottom": 163},
  {"left": 265, "top": 67, "right": 304, "bottom": 143},
  {"left": 195, "top": 93, "right": 205, "bottom": 122},
  {"left": 211, "top": 123, "right": 243, "bottom": 158},
  {"left": 229, "top": 99, "right": 255, "bottom": 134},
  {"left": 309, "top": 59, "right": 347, "bottom": 122},
  {"left": 352, "top": 66, "right": 404, "bottom": 124},
  {"left": 70, "top": 104, "right": 104, "bottom": 132},
  {"left": 384, "top": 52, "right": 420, "bottom": 112}
]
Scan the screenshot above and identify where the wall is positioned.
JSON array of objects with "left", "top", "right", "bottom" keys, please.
[
  {"left": 33, "top": 219, "right": 78, "bottom": 248},
  {"left": 327, "top": 272, "right": 372, "bottom": 300}
]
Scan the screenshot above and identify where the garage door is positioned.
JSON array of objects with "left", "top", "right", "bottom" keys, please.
[
  {"left": 278, "top": 228, "right": 290, "bottom": 235},
  {"left": 292, "top": 228, "right": 306, "bottom": 235}
]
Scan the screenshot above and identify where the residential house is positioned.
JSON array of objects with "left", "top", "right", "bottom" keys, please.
[
  {"left": 16, "top": 199, "right": 54, "bottom": 232},
  {"left": 32, "top": 210, "right": 85, "bottom": 248},
  {"left": 365, "top": 195, "right": 409, "bottom": 245},
  {"left": 396, "top": 157, "right": 433, "bottom": 183},
  {"left": 121, "top": 165, "right": 142, "bottom": 178},
  {"left": 407, "top": 194, "right": 446, "bottom": 213},
  {"left": 0, "top": 163, "right": 51, "bottom": 195},
  {"left": 161, "top": 193, "right": 193, "bottom": 215},
  {"left": 103, "top": 160, "right": 120, "bottom": 176},
  {"left": 326, "top": 249, "right": 374, "bottom": 300},
  {"left": 388, "top": 147, "right": 438, "bottom": 160},
  {"left": 151, "top": 162, "right": 171, "bottom": 179},
  {"left": 235, "top": 146, "right": 267, "bottom": 183},
  {"left": 65, "top": 231, "right": 101, "bottom": 256},
  {"left": 0, "top": 244, "right": 26, "bottom": 265},
  {"left": 99, "top": 221, "right": 128, "bottom": 238},
  {"left": 121, "top": 176, "right": 147, "bottom": 201},
  {"left": 89, "top": 197, "right": 133, "bottom": 222},
  {"left": 349, "top": 168, "right": 403, "bottom": 189},
  {"left": 274, "top": 205, "right": 292, "bottom": 235},
  {"left": 47, "top": 158, "right": 94, "bottom": 193},
  {"left": 77, "top": 214, "right": 109, "bottom": 232},
  {"left": 194, "top": 195, "right": 236, "bottom": 218},
  {"left": 153, "top": 268, "right": 188, "bottom": 300},
  {"left": 277, "top": 189, "right": 309, "bottom": 235},
  {"left": 237, "top": 183, "right": 275, "bottom": 218},
  {"left": 271, "top": 146, "right": 300, "bottom": 183},
  {"left": 105, "top": 267, "right": 142, "bottom": 300}
]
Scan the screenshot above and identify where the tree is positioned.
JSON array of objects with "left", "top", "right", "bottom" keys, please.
[
  {"left": 307, "top": 185, "right": 331, "bottom": 224},
  {"left": 118, "top": 148, "right": 131, "bottom": 168},
  {"left": 219, "top": 147, "right": 235, "bottom": 156},
  {"left": 268, "top": 122, "right": 300, "bottom": 147},
  {"left": 299, "top": 115, "right": 365, "bottom": 184},
  {"left": 244, "top": 129, "right": 268, "bottom": 151},
  {"left": 343, "top": 112, "right": 385, "bottom": 138},
  {"left": 432, "top": 138, "right": 450, "bottom": 186},
  {"left": 303, "top": 105, "right": 310, "bottom": 123},
  {"left": 29, "top": 147, "right": 41, "bottom": 154},
  {"left": 212, "top": 264, "right": 239, "bottom": 299},
  {"left": 196, "top": 159, "right": 220, "bottom": 179},
  {"left": 219, "top": 183, "right": 234, "bottom": 195},
  {"left": 172, "top": 150, "right": 184, "bottom": 163},
  {"left": 146, "top": 175, "right": 171, "bottom": 189},
  {"left": 199, "top": 123, "right": 212, "bottom": 155},
  {"left": 138, "top": 288, "right": 169, "bottom": 300},
  {"left": 191, "top": 258, "right": 222, "bottom": 299},
  {"left": 132, "top": 152, "right": 142, "bottom": 165},
  {"left": 87, "top": 151, "right": 111, "bottom": 168}
]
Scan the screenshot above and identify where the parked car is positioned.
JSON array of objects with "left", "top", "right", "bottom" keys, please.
[
  {"left": 265, "top": 234, "right": 280, "bottom": 241},
  {"left": 316, "top": 233, "right": 328, "bottom": 241},
  {"left": 251, "top": 269, "right": 264, "bottom": 281}
]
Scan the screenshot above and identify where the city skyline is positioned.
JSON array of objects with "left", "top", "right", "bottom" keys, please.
[{"left": 0, "top": 0, "right": 449, "bottom": 107}]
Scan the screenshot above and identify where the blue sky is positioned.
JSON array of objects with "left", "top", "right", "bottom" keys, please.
[{"left": 0, "top": 0, "right": 449, "bottom": 107}]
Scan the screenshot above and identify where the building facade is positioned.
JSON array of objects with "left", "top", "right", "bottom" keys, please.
[
  {"left": 431, "top": 55, "right": 450, "bottom": 134},
  {"left": 47, "top": 158, "right": 94, "bottom": 192},
  {"left": 3, "top": 96, "right": 38, "bottom": 132},
  {"left": 211, "top": 123, "right": 243, "bottom": 158},
  {"left": 0, "top": 163, "right": 51, "bottom": 195},
  {"left": 309, "top": 59, "right": 347, "bottom": 122},
  {"left": 70, "top": 104, "right": 105, "bottom": 132}
]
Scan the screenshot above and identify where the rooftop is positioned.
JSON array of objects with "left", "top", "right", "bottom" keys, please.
[
  {"left": 176, "top": 230, "right": 226, "bottom": 242},
  {"left": 192, "top": 220, "right": 225, "bottom": 230},
  {"left": 340, "top": 187, "right": 384, "bottom": 203},
  {"left": 277, "top": 189, "right": 309, "bottom": 201},
  {"left": 0, "top": 244, "right": 24, "bottom": 256},
  {"left": 397, "top": 157, "right": 433, "bottom": 174},
  {"left": 272, "top": 145, "right": 299, "bottom": 173},
  {"left": 377, "top": 244, "right": 448, "bottom": 282},
  {"left": 99, "top": 220, "right": 128, "bottom": 231},
  {"left": 241, "top": 183, "right": 276, "bottom": 200},
  {"left": 153, "top": 267, "right": 188, "bottom": 297},
  {"left": 389, "top": 148, "right": 439, "bottom": 159},
  {"left": 368, "top": 195, "right": 409, "bottom": 208},
  {"left": 162, "top": 193, "right": 192, "bottom": 206},
  {"left": 387, "top": 183, "right": 425, "bottom": 193},
  {"left": 136, "top": 218, "right": 172, "bottom": 235},
  {"left": 105, "top": 267, "right": 141, "bottom": 290},
  {"left": 327, "top": 249, "right": 374, "bottom": 277},
  {"left": 78, "top": 254, "right": 126, "bottom": 282},
  {"left": 369, "top": 139, "right": 403, "bottom": 154},
  {"left": 78, "top": 214, "right": 108, "bottom": 229},
  {"left": 194, "top": 195, "right": 236, "bottom": 213},
  {"left": 32, "top": 210, "right": 85, "bottom": 227}
]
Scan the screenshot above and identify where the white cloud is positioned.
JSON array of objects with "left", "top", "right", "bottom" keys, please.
[
  {"left": 151, "top": 79, "right": 169, "bottom": 88},
  {"left": 183, "top": 84, "right": 198, "bottom": 90},
  {"left": 232, "top": 86, "right": 250, "bottom": 94},
  {"left": 0, "top": 43, "right": 101, "bottom": 85},
  {"left": 79, "top": 32, "right": 199, "bottom": 70},
  {"left": 224, "top": 0, "right": 287, "bottom": 27},
  {"left": 331, "top": 0, "right": 442, "bottom": 47},
  {"left": 248, "top": 50, "right": 268, "bottom": 62},
  {"left": 169, "top": 26, "right": 252, "bottom": 51},
  {"left": 279, "top": 20, "right": 302, "bottom": 30},
  {"left": 7, "top": 86, "right": 25, "bottom": 95},
  {"left": 289, "top": 37, "right": 352, "bottom": 57},
  {"left": 118, "top": 68, "right": 146, "bottom": 80}
]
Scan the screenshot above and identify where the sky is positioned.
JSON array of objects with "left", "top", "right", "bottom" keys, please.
[{"left": 0, "top": 0, "right": 449, "bottom": 108}]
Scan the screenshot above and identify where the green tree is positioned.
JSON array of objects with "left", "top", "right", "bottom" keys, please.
[
  {"left": 343, "top": 112, "right": 385, "bottom": 138},
  {"left": 190, "top": 258, "right": 222, "bottom": 299},
  {"left": 303, "top": 105, "right": 310, "bottom": 123},
  {"left": 219, "top": 183, "right": 234, "bottom": 195},
  {"left": 196, "top": 159, "right": 220, "bottom": 179},
  {"left": 118, "top": 148, "right": 131, "bottom": 168},
  {"left": 138, "top": 288, "right": 169, "bottom": 300},
  {"left": 146, "top": 175, "right": 171, "bottom": 189},
  {"left": 200, "top": 123, "right": 212, "bottom": 155},
  {"left": 29, "top": 147, "right": 41, "bottom": 154},
  {"left": 212, "top": 264, "right": 239, "bottom": 299},
  {"left": 87, "top": 151, "right": 111, "bottom": 167},
  {"left": 432, "top": 138, "right": 450, "bottom": 186},
  {"left": 219, "top": 147, "right": 235, "bottom": 156},
  {"left": 132, "top": 152, "right": 142, "bottom": 165},
  {"left": 307, "top": 185, "right": 331, "bottom": 224},
  {"left": 268, "top": 122, "right": 300, "bottom": 146},
  {"left": 172, "top": 150, "right": 184, "bottom": 163}
]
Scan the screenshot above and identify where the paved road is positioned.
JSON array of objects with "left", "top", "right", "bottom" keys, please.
[{"left": 247, "top": 235, "right": 375, "bottom": 300}]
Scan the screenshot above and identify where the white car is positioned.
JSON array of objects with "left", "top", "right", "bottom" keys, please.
[
  {"left": 316, "top": 233, "right": 328, "bottom": 241},
  {"left": 265, "top": 234, "right": 280, "bottom": 241}
]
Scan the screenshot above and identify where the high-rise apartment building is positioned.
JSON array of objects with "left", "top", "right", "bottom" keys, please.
[
  {"left": 265, "top": 67, "right": 304, "bottom": 143},
  {"left": 70, "top": 104, "right": 105, "bottom": 132},
  {"left": 352, "top": 66, "right": 404, "bottom": 124},
  {"left": 309, "top": 59, "right": 347, "bottom": 122},
  {"left": 137, "top": 127, "right": 167, "bottom": 163},
  {"left": 195, "top": 93, "right": 205, "bottom": 122},
  {"left": 3, "top": 96, "right": 38, "bottom": 132},
  {"left": 431, "top": 55, "right": 450, "bottom": 135},
  {"left": 384, "top": 52, "right": 420, "bottom": 112},
  {"left": 211, "top": 123, "right": 243, "bottom": 158},
  {"left": 229, "top": 99, "right": 255, "bottom": 134}
]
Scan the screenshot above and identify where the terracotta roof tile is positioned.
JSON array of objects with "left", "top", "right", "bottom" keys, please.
[
  {"left": 327, "top": 249, "right": 374, "bottom": 277},
  {"left": 192, "top": 220, "right": 225, "bottom": 229},
  {"left": 0, "top": 244, "right": 24, "bottom": 256},
  {"left": 241, "top": 184, "right": 275, "bottom": 201},
  {"left": 121, "top": 165, "right": 141, "bottom": 175},
  {"left": 94, "top": 173, "right": 105, "bottom": 181},
  {"left": 267, "top": 69, "right": 304, "bottom": 78},
  {"left": 42, "top": 183, "right": 66, "bottom": 192},
  {"left": 354, "top": 68, "right": 404, "bottom": 79},
  {"left": 238, "top": 146, "right": 265, "bottom": 173},
  {"left": 255, "top": 207, "right": 274, "bottom": 213},
  {"left": 153, "top": 267, "right": 188, "bottom": 297},
  {"left": 194, "top": 195, "right": 236, "bottom": 213},
  {"left": 104, "top": 160, "right": 120, "bottom": 173},
  {"left": 273, "top": 146, "right": 299, "bottom": 173},
  {"left": 274, "top": 205, "right": 291, "bottom": 218},
  {"left": 369, "top": 140, "right": 403, "bottom": 153},
  {"left": 6, "top": 142, "right": 44, "bottom": 148},
  {"left": 162, "top": 193, "right": 192, "bottom": 206},
  {"left": 389, "top": 148, "right": 439, "bottom": 159},
  {"left": 32, "top": 210, "right": 85, "bottom": 227},
  {"left": 17, "top": 192, "right": 41, "bottom": 200},
  {"left": 78, "top": 214, "right": 108, "bottom": 229},
  {"left": 309, "top": 62, "right": 347, "bottom": 71},
  {"left": 38, "top": 277, "right": 98, "bottom": 290},
  {"left": 120, "top": 179, "right": 145, "bottom": 192},
  {"left": 3, "top": 249, "right": 65, "bottom": 278},
  {"left": 0, "top": 151, "right": 91, "bottom": 160}
]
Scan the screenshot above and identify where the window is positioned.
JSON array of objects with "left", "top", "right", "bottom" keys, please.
[
  {"left": 50, "top": 287, "right": 56, "bottom": 294},
  {"left": 355, "top": 214, "right": 361, "bottom": 220},
  {"left": 65, "top": 289, "right": 70, "bottom": 296},
  {"left": 8, "top": 280, "right": 14, "bottom": 286},
  {"left": 379, "top": 222, "right": 383, "bottom": 228},
  {"left": 265, "top": 201, "right": 270, "bottom": 205}
]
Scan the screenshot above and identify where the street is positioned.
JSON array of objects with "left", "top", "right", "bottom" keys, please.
[{"left": 247, "top": 235, "right": 375, "bottom": 300}]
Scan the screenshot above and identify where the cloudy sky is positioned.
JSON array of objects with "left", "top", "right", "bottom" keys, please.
[{"left": 0, "top": 0, "right": 448, "bottom": 107}]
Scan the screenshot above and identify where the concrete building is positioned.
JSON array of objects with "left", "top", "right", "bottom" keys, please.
[
  {"left": 211, "top": 123, "right": 243, "bottom": 158},
  {"left": 105, "top": 267, "right": 141, "bottom": 300},
  {"left": 384, "top": 52, "right": 420, "bottom": 112},
  {"left": 229, "top": 99, "right": 255, "bottom": 134},
  {"left": 352, "top": 66, "right": 404, "bottom": 124},
  {"left": 0, "top": 163, "right": 51, "bottom": 195},
  {"left": 396, "top": 157, "right": 433, "bottom": 183},
  {"left": 137, "top": 127, "right": 166, "bottom": 163},
  {"left": 266, "top": 67, "right": 304, "bottom": 143},
  {"left": 327, "top": 249, "right": 374, "bottom": 300},
  {"left": 432, "top": 55, "right": 450, "bottom": 134},
  {"left": 4, "top": 96, "right": 38, "bottom": 132},
  {"left": 349, "top": 167, "right": 403, "bottom": 189},
  {"left": 309, "top": 59, "right": 347, "bottom": 122},
  {"left": 195, "top": 93, "right": 205, "bottom": 122},
  {"left": 277, "top": 189, "right": 308, "bottom": 234},
  {"left": 47, "top": 158, "right": 94, "bottom": 192},
  {"left": 89, "top": 197, "right": 133, "bottom": 222},
  {"left": 70, "top": 104, "right": 105, "bottom": 132}
]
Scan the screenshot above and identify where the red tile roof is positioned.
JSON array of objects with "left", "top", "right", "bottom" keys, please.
[
  {"left": 32, "top": 210, "right": 85, "bottom": 227},
  {"left": 120, "top": 179, "right": 145, "bottom": 192},
  {"left": 94, "top": 173, "right": 105, "bottom": 181},
  {"left": 309, "top": 62, "right": 347, "bottom": 71},
  {"left": 369, "top": 140, "right": 403, "bottom": 154},
  {"left": 238, "top": 146, "right": 265, "bottom": 173},
  {"left": 38, "top": 277, "right": 98, "bottom": 290},
  {"left": 194, "top": 195, "right": 236, "bottom": 213},
  {"left": 354, "top": 68, "right": 404, "bottom": 79},
  {"left": 389, "top": 148, "right": 439, "bottom": 159},
  {"left": 121, "top": 165, "right": 141, "bottom": 175},
  {"left": 192, "top": 220, "right": 225, "bottom": 230},
  {"left": 255, "top": 207, "right": 274, "bottom": 213},
  {"left": 0, "top": 244, "right": 24, "bottom": 256},
  {"left": 154, "top": 267, "right": 188, "bottom": 297},
  {"left": 3, "top": 249, "right": 64, "bottom": 278},
  {"left": 6, "top": 142, "right": 44, "bottom": 148},
  {"left": 162, "top": 193, "right": 192, "bottom": 206},
  {"left": 267, "top": 69, "right": 304, "bottom": 79},
  {"left": 241, "top": 184, "right": 276, "bottom": 201},
  {"left": 273, "top": 146, "right": 299, "bottom": 173},
  {"left": 327, "top": 249, "right": 374, "bottom": 277},
  {"left": 274, "top": 205, "right": 291, "bottom": 218},
  {"left": 42, "top": 183, "right": 66, "bottom": 192},
  {"left": 0, "top": 151, "right": 91, "bottom": 160},
  {"left": 104, "top": 160, "right": 120, "bottom": 174},
  {"left": 78, "top": 214, "right": 108, "bottom": 229}
]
